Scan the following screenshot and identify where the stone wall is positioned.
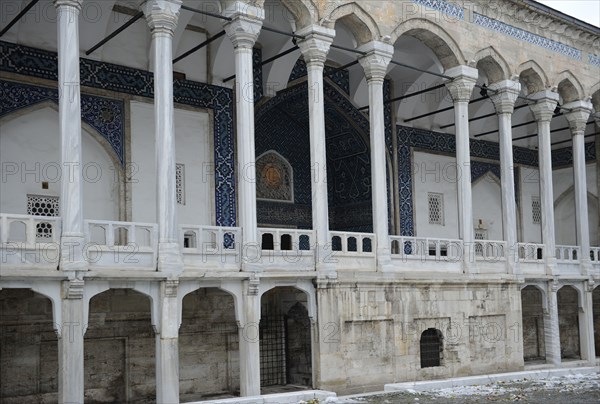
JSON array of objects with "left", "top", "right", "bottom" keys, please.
[
  {"left": 315, "top": 280, "right": 524, "bottom": 394},
  {"left": 0, "top": 289, "right": 58, "bottom": 404},
  {"left": 557, "top": 286, "right": 581, "bottom": 359},
  {"left": 521, "top": 286, "right": 546, "bottom": 361},
  {"left": 180, "top": 288, "right": 239, "bottom": 400}
]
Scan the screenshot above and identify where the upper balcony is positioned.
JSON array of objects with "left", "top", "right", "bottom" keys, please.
[{"left": 1, "top": 214, "right": 598, "bottom": 279}]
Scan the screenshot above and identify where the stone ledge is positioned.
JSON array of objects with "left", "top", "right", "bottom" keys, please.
[
  {"left": 189, "top": 390, "right": 336, "bottom": 404},
  {"left": 384, "top": 366, "right": 600, "bottom": 392}
]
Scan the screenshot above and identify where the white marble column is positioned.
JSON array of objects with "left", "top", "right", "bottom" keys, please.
[
  {"left": 224, "top": 2, "right": 264, "bottom": 270},
  {"left": 155, "top": 280, "right": 180, "bottom": 403},
  {"left": 544, "top": 280, "right": 562, "bottom": 365},
  {"left": 564, "top": 100, "right": 593, "bottom": 274},
  {"left": 297, "top": 25, "right": 335, "bottom": 273},
  {"left": 55, "top": 0, "right": 86, "bottom": 271},
  {"left": 489, "top": 80, "right": 521, "bottom": 275},
  {"left": 444, "top": 66, "right": 478, "bottom": 273},
  {"left": 358, "top": 41, "right": 394, "bottom": 271},
  {"left": 58, "top": 280, "right": 85, "bottom": 404},
  {"left": 238, "top": 277, "right": 261, "bottom": 396},
  {"left": 529, "top": 91, "right": 559, "bottom": 275},
  {"left": 143, "top": 0, "right": 183, "bottom": 275},
  {"left": 581, "top": 283, "right": 597, "bottom": 362}
]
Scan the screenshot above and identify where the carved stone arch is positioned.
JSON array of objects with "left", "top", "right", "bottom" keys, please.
[
  {"left": 258, "top": 279, "right": 317, "bottom": 320},
  {"left": 389, "top": 18, "right": 464, "bottom": 70},
  {"left": 83, "top": 281, "right": 160, "bottom": 334},
  {"left": 517, "top": 60, "right": 549, "bottom": 95},
  {"left": 256, "top": 150, "right": 294, "bottom": 202},
  {"left": 591, "top": 82, "right": 600, "bottom": 112},
  {"left": 280, "top": 0, "right": 319, "bottom": 29},
  {"left": 521, "top": 283, "right": 548, "bottom": 311},
  {"left": 323, "top": 2, "right": 380, "bottom": 45},
  {"left": 177, "top": 280, "right": 243, "bottom": 328},
  {"left": 557, "top": 283, "right": 585, "bottom": 308},
  {"left": 555, "top": 71, "right": 586, "bottom": 104},
  {"left": 473, "top": 46, "right": 512, "bottom": 84}
]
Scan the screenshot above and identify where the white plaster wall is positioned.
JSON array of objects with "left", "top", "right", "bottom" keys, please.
[
  {"left": 0, "top": 106, "right": 118, "bottom": 221},
  {"left": 472, "top": 174, "right": 503, "bottom": 241},
  {"left": 518, "top": 166, "right": 542, "bottom": 244},
  {"left": 413, "top": 151, "right": 459, "bottom": 239},
  {"left": 129, "top": 101, "right": 212, "bottom": 226},
  {"left": 173, "top": 29, "right": 208, "bottom": 83}
]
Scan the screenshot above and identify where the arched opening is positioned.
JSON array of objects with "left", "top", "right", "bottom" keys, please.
[
  {"left": 593, "top": 287, "right": 600, "bottom": 357},
  {"left": 179, "top": 288, "right": 238, "bottom": 401},
  {"left": 260, "top": 287, "right": 312, "bottom": 392},
  {"left": 0, "top": 289, "right": 58, "bottom": 403},
  {"left": 420, "top": 328, "right": 443, "bottom": 368},
  {"left": 521, "top": 286, "right": 546, "bottom": 361},
  {"left": 85, "top": 289, "right": 154, "bottom": 402},
  {"left": 557, "top": 286, "right": 580, "bottom": 360}
]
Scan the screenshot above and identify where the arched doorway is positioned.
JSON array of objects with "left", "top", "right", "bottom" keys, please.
[
  {"left": 420, "top": 328, "right": 443, "bottom": 368},
  {"left": 85, "top": 289, "right": 154, "bottom": 403},
  {"left": 521, "top": 286, "right": 546, "bottom": 361},
  {"left": 260, "top": 287, "right": 312, "bottom": 392},
  {"left": 179, "top": 288, "right": 239, "bottom": 401},
  {"left": 0, "top": 289, "right": 58, "bottom": 403}
]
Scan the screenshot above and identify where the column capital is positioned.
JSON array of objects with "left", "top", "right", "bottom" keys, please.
[
  {"left": 489, "top": 80, "right": 521, "bottom": 114},
  {"left": 53, "top": 0, "right": 82, "bottom": 10},
  {"left": 444, "top": 65, "right": 478, "bottom": 103},
  {"left": 62, "top": 279, "right": 84, "bottom": 299},
  {"left": 296, "top": 25, "right": 336, "bottom": 67},
  {"left": 528, "top": 90, "right": 559, "bottom": 122},
  {"left": 223, "top": 1, "right": 264, "bottom": 49},
  {"left": 563, "top": 100, "right": 593, "bottom": 136},
  {"left": 142, "top": 0, "right": 182, "bottom": 36},
  {"left": 357, "top": 41, "right": 394, "bottom": 82}
]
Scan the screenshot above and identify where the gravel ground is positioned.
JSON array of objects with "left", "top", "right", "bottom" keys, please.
[{"left": 326, "top": 372, "right": 600, "bottom": 404}]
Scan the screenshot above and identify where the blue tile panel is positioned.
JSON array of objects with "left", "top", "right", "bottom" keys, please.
[
  {"left": 0, "top": 40, "right": 236, "bottom": 227},
  {"left": 288, "top": 58, "right": 350, "bottom": 95},
  {"left": 0, "top": 80, "right": 125, "bottom": 165}
]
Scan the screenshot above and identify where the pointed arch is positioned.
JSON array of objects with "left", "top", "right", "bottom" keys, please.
[
  {"left": 473, "top": 46, "right": 512, "bottom": 84},
  {"left": 280, "top": 0, "right": 319, "bottom": 28},
  {"left": 517, "top": 60, "right": 549, "bottom": 95},
  {"left": 554, "top": 71, "right": 585, "bottom": 103},
  {"left": 591, "top": 82, "right": 600, "bottom": 111},
  {"left": 323, "top": 2, "right": 380, "bottom": 45},
  {"left": 389, "top": 18, "right": 463, "bottom": 69}
]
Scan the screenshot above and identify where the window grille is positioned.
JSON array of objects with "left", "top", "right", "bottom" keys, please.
[
  {"left": 531, "top": 196, "right": 541, "bottom": 224},
  {"left": 176, "top": 163, "right": 185, "bottom": 205},
  {"left": 259, "top": 316, "right": 286, "bottom": 386},
  {"left": 27, "top": 194, "right": 59, "bottom": 239},
  {"left": 474, "top": 229, "right": 487, "bottom": 256},
  {"left": 420, "top": 328, "right": 443, "bottom": 368},
  {"left": 428, "top": 193, "right": 444, "bottom": 225}
]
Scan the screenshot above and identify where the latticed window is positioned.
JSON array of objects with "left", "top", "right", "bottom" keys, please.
[
  {"left": 531, "top": 196, "right": 541, "bottom": 224},
  {"left": 27, "top": 194, "right": 59, "bottom": 239},
  {"left": 474, "top": 229, "right": 487, "bottom": 256},
  {"left": 428, "top": 193, "right": 444, "bottom": 225},
  {"left": 176, "top": 163, "right": 185, "bottom": 205},
  {"left": 420, "top": 328, "right": 443, "bottom": 368}
]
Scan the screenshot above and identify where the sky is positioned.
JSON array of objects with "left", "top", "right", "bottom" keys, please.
[{"left": 536, "top": 1, "right": 600, "bottom": 27}]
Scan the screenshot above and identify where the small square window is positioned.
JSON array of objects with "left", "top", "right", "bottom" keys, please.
[
  {"left": 27, "top": 194, "right": 59, "bottom": 239},
  {"left": 428, "top": 193, "right": 444, "bottom": 225}
]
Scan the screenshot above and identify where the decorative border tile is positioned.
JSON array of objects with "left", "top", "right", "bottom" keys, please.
[
  {"left": 0, "top": 40, "right": 236, "bottom": 227},
  {"left": 589, "top": 54, "right": 600, "bottom": 67},
  {"left": 288, "top": 58, "right": 350, "bottom": 95},
  {"left": 473, "top": 12, "right": 582, "bottom": 60},
  {"left": 412, "top": 0, "right": 464, "bottom": 20},
  {"left": 253, "top": 47, "right": 263, "bottom": 102},
  {"left": 0, "top": 80, "right": 125, "bottom": 164}
]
